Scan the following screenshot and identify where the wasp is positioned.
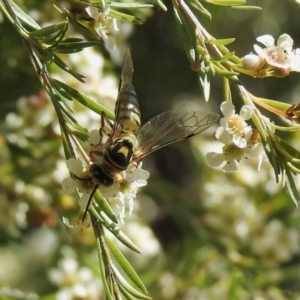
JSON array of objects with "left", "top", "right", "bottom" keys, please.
[{"left": 82, "top": 50, "right": 219, "bottom": 220}]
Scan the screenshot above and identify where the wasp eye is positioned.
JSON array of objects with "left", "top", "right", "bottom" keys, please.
[{"left": 89, "top": 164, "right": 114, "bottom": 187}]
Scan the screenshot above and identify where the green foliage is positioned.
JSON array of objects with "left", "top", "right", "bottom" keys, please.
[{"left": 1, "top": 0, "right": 300, "bottom": 299}]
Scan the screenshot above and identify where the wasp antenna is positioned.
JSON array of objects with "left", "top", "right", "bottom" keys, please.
[{"left": 82, "top": 184, "right": 99, "bottom": 222}]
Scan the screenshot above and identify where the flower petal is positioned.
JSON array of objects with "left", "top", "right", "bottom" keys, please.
[
  {"left": 206, "top": 152, "right": 225, "bottom": 167},
  {"left": 112, "top": 18, "right": 119, "bottom": 32},
  {"left": 232, "top": 135, "right": 247, "bottom": 148},
  {"left": 86, "top": 6, "right": 99, "bottom": 20},
  {"left": 78, "top": 193, "right": 90, "bottom": 209},
  {"left": 219, "top": 117, "right": 228, "bottom": 130},
  {"left": 89, "top": 129, "right": 101, "bottom": 145},
  {"left": 240, "top": 105, "right": 254, "bottom": 120},
  {"left": 66, "top": 158, "right": 83, "bottom": 175},
  {"left": 62, "top": 177, "right": 77, "bottom": 194},
  {"left": 62, "top": 217, "right": 74, "bottom": 228},
  {"left": 277, "top": 34, "right": 293, "bottom": 51},
  {"left": 290, "top": 49, "right": 300, "bottom": 71},
  {"left": 256, "top": 34, "right": 274, "bottom": 47},
  {"left": 220, "top": 101, "right": 235, "bottom": 118},
  {"left": 126, "top": 168, "right": 150, "bottom": 183},
  {"left": 245, "top": 142, "right": 264, "bottom": 157},
  {"left": 99, "top": 183, "right": 120, "bottom": 198},
  {"left": 217, "top": 129, "right": 232, "bottom": 145},
  {"left": 103, "top": 3, "right": 111, "bottom": 15},
  {"left": 242, "top": 53, "right": 265, "bottom": 70},
  {"left": 223, "top": 160, "right": 238, "bottom": 172},
  {"left": 253, "top": 44, "right": 266, "bottom": 57}
]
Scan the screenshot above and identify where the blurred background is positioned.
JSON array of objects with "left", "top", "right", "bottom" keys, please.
[{"left": 1, "top": 0, "right": 300, "bottom": 299}]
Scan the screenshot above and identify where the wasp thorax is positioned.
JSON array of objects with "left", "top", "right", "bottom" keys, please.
[
  {"left": 89, "top": 163, "right": 114, "bottom": 187},
  {"left": 106, "top": 139, "right": 134, "bottom": 170}
]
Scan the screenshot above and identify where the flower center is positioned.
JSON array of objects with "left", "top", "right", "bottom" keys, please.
[
  {"left": 227, "top": 116, "right": 245, "bottom": 135},
  {"left": 265, "top": 47, "right": 290, "bottom": 64},
  {"left": 223, "top": 143, "right": 245, "bottom": 161}
]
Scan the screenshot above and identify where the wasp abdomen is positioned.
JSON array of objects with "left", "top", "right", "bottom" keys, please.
[{"left": 118, "top": 85, "right": 141, "bottom": 132}]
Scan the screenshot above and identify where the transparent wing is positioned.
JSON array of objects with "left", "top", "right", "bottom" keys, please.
[
  {"left": 110, "top": 49, "right": 134, "bottom": 140},
  {"left": 134, "top": 110, "right": 219, "bottom": 161}
]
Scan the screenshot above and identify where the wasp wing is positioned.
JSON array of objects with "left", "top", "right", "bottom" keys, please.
[{"left": 134, "top": 110, "right": 219, "bottom": 161}]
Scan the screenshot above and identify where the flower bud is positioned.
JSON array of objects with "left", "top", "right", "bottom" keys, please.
[{"left": 242, "top": 53, "right": 265, "bottom": 71}]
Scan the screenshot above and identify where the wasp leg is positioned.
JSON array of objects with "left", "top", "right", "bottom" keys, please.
[
  {"left": 99, "top": 112, "right": 113, "bottom": 143},
  {"left": 73, "top": 174, "right": 92, "bottom": 181}
]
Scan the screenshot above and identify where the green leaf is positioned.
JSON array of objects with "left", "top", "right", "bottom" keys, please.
[
  {"left": 211, "top": 52, "right": 236, "bottom": 62},
  {"left": 204, "top": 0, "right": 246, "bottom": 5},
  {"left": 52, "top": 54, "right": 86, "bottom": 82},
  {"left": 268, "top": 124, "right": 300, "bottom": 133},
  {"left": 222, "top": 78, "right": 231, "bottom": 101},
  {"left": 173, "top": 6, "right": 196, "bottom": 63},
  {"left": 215, "top": 67, "right": 240, "bottom": 83},
  {"left": 51, "top": 40, "right": 100, "bottom": 54},
  {"left": 232, "top": 5, "right": 262, "bottom": 10},
  {"left": 52, "top": 81, "right": 73, "bottom": 101},
  {"left": 69, "top": 128, "right": 90, "bottom": 142},
  {"left": 68, "top": 122, "right": 90, "bottom": 140},
  {"left": 224, "top": 75, "right": 240, "bottom": 84},
  {"left": 207, "top": 38, "right": 236, "bottom": 46},
  {"left": 109, "top": 2, "right": 154, "bottom": 9},
  {"left": 118, "top": 284, "right": 137, "bottom": 300},
  {"left": 29, "top": 21, "right": 67, "bottom": 38},
  {"left": 112, "top": 265, "right": 152, "bottom": 299},
  {"left": 216, "top": 69, "right": 239, "bottom": 76},
  {"left": 107, "top": 8, "right": 144, "bottom": 24},
  {"left": 53, "top": 5, "right": 99, "bottom": 40},
  {"left": 255, "top": 97, "right": 291, "bottom": 111},
  {"left": 94, "top": 226, "right": 114, "bottom": 300},
  {"left": 104, "top": 236, "right": 148, "bottom": 294},
  {"left": 93, "top": 209, "right": 141, "bottom": 253},
  {"left": 198, "top": 70, "right": 211, "bottom": 101},
  {"left": 54, "top": 80, "right": 115, "bottom": 119},
  {"left": 77, "top": 0, "right": 152, "bottom": 10},
  {"left": 263, "top": 139, "right": 281, "bottom": 182},
  {"left": 274, "top": 135, "right": 300, "bottom": 163},
  {"left": 285, "top": 168, "right": 300, "bottom": 207},
  {"left": 189, "top": 0, "right": 212, "bottom": 19},
  {"left": 61, "top": 130, "right": 73, "bottom": 160},
  {"left": 153, "top": 0, "right": 167, "bottom": 11},
  {"left": 0, "top": 0, "right": 40, "bottom": 30},
  {"left": 93, "top": 190, "right": 118, "bottom": 224}
]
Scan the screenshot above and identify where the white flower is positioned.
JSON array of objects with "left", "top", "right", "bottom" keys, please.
[
  {"left": 245, "top": 138, "right": 267, "bottom": 171},
  {"left": 123, "top": 165, "right": 149, "bottom": 212},
  {"left": 62, "top": 129, "right": 150, "bottom": 222},
  {"left": 86, "top": 5, "right": 119, "bottom": 51},
  {"left": 106, "top": 164, "right": 150, "bottom": 223},
  {"left": 254, "top": 34, "right": 300, "bottom": 73},
  {"left": 88, "top": 128, "right": 110, "bottom": 165},
  {"left": 206, "top": 137, "right": 254, "bottom": 172},
  {"left": 88, "top": 129, "right": 102, "bottom": 145},
  {"left": 48, "top": 256, "right": 102, "bottom": 299},
  {"left": 61, "top": 158, "right": 95, "bottom": 209},
  {"left": 251, "top": 219, "right": 300, "bottom": 264},
  {"left": 242, "top": 53, "right": 265, "bottom": 71},
  {"left": 219, "top": 101, "right": 253, "bottom": 148},
  {"left": 206, "top": 102, "right": 265, "bottom": 172}
]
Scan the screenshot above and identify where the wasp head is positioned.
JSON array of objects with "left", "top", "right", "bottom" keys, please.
[{"left": 89, "top": 164, "right": 114, "bottom": 187}]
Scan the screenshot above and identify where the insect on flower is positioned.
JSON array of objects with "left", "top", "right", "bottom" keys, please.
[{"left": 81, "top": 50, "right": 219, "bottom": 221}]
